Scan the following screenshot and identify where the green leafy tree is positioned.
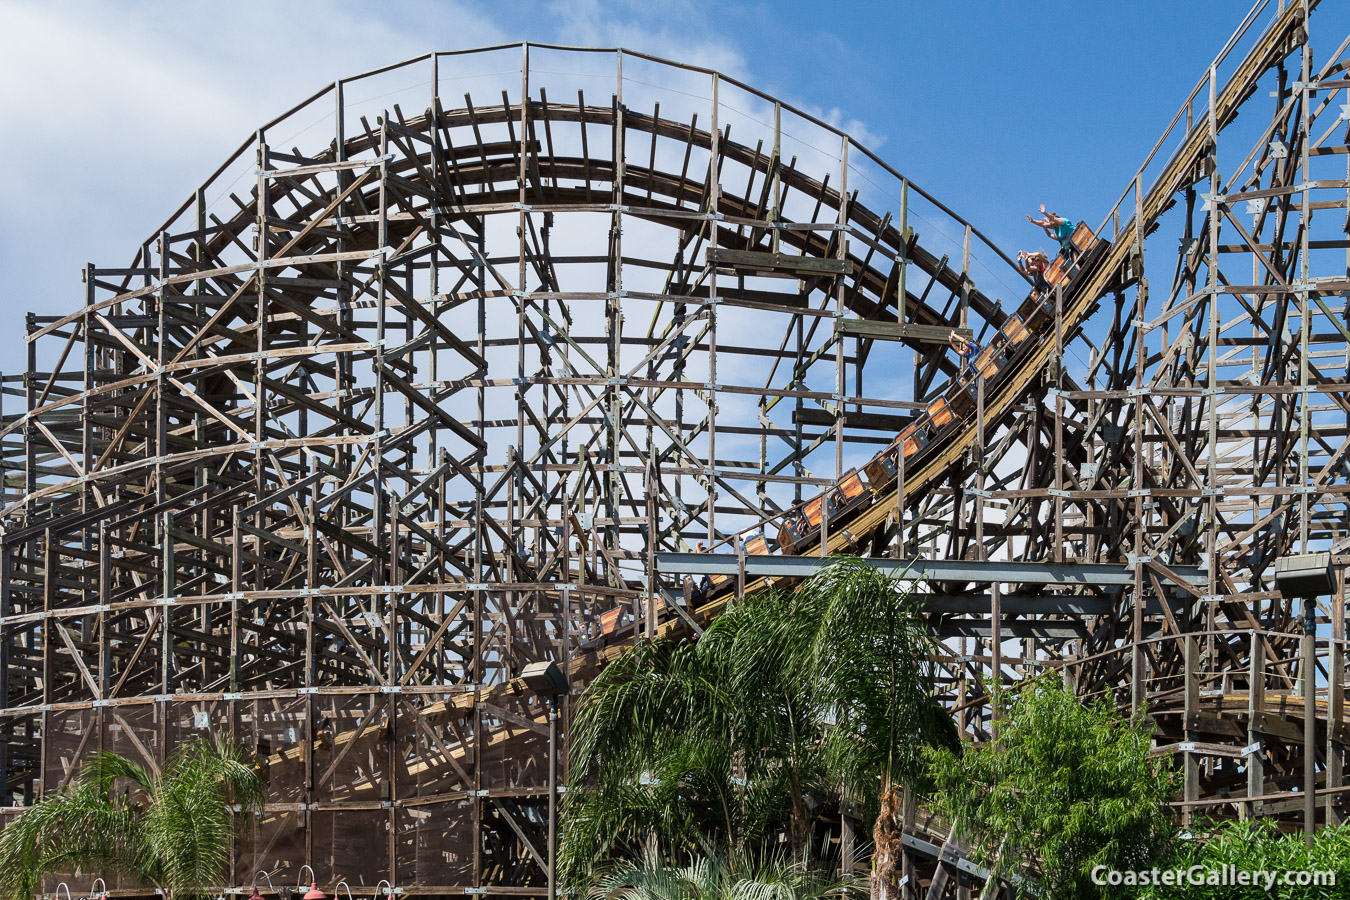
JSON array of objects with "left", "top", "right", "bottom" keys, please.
[
  {"left": 563, "top": 557, "right": 956, "bottom": 894},
  {"left": 1138, "top": 818, "right": 1350, "bottom": 899},
  {"left": 927, "top": 674, "right": 1178, "bottom": 899},
  {"left": 0, "top": 735, "right": 264, "bottom": 900},
  {"left": 592, "top": 847, "right": 859, "bottom": 900}
]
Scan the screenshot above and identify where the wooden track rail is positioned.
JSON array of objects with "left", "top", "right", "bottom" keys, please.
[{"left": 3, "top": 2, "right": 1350, "bottom": 896}]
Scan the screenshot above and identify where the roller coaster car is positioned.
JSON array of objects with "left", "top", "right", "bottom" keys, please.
[
  {"left": 775, "top": 517, "right": 802, "bottom": 556},
  {"left": 1044, "top": 223, "right": 1106, "bottom": 289},
  {"left": 949, "top": 375, "right": 979, "bottom": 418},
  {"left": 864, "top": 443, "right": 899, "bottom": 491},
  {"left": 825, "top": 468, "right": 869, "bottom": 520},
  {"left": 777, "top": 469, "right": 868, "bottom": 555},
  {"left": 1043, "top": 256, "right": 1067, "bottom": 287},
  {"left": 865, "top": 423, "right": 930, "bottom": 492},
  {"left": 686, "top": 570, "right": 717, "bottom": 603},
  {"left": 777, "top": 492, "right": 824, "bottom": 555},
  {"left": 699, "top": 531, "right": 772, "bottom": 597},
  {"left": 1004, "top": 313, "right": 1031, "bottom": 348},
  {"left": 973, "top": 344, "right": 1008, "bottom": 380},
  {"left": 904, "top": 422, "right": 932, "bottom": 455},
  {"left": 600, "top": 606, "right": 627, "bottom": 637},
  {"left": 708, "top": 568, "right": 733, "bottom": 593},
  {"left": 927, "top": 395, "right": 957, "bottom": 433},
  {"left": 1022, "top": 288, "right": 1058, "bottom": 332}
]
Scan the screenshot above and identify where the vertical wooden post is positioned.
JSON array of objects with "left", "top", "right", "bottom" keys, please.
[
  {"left": 1329, "top": 570, "right": 1345, "bottom": 825},
  {"left": 1247, "top": 638, "right": 1266, "bottom": 817},
  {"left": 1183, "top": 634, "right": 1200, "bottom": 824},
  {"left": 1131, "top": 172, "right": 1147, "bottom": 714}
]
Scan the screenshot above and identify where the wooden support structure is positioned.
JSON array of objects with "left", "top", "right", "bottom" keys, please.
[{"left": 1, "top": 3, "right": 1349, "bottom": 895}]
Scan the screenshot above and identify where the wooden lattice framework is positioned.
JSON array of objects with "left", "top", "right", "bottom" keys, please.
[{"left": 3, "top": 1, "right": 1350, "bottom": 896}]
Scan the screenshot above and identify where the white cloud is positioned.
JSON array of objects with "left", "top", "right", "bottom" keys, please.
[
  {"left": 545, "top": 0, "right": 747, "bottom": 76},
  {"left": 0, "top": 0, "right": 883, "bottom": 327},
  {"left": 813, "top": 105, "right": 886, "bottom": 152},
  {"left": 0, "top": 0, "right": 505, "bottom": 317}
]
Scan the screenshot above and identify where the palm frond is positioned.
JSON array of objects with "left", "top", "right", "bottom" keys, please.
[
  {"left": 0, "top": 735, "right": 264, "bottom": 900},
  {"left": 0, "top": 765, "right": 142, "bottom": 900},
  {"left": 85, "top": 751, "right": 155, "bottom": 797},
  {"left": 592, "top": 848, "right": 859, "bottom": 900},
  {"left": 146, "top": 735, "right": 264, "bottom": 900},
  {"left": 799, "top": 558, "right": 945, "bottom": 790}
]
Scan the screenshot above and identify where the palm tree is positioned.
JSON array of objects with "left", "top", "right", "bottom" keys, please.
[
  {"left": 592, "top": 848, "right": 858, "bottom": 900},
  {"left": 791, "top": 560, "right": 957, "bottom": 900},
  {"left": 0, "top": 735, "right": 264, "bottom": 900},
  {"left": 563, "top": 557, "right": 955, "bottom": 897},
  {"left": 561, "top": 635, "right": 772, "bottom": 884}
]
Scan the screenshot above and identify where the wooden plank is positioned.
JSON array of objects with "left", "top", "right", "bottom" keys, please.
[
  {"left": 836, "top": 319, "right": 970, "bottom": 343},
  {"left": 684, "top": 284, "right": 810, "bottom": 308},
  {"left": 1252, "top": 711, "right": 1304, "bottom": 742},
  {"left": 792, "top": 407, "right": 912, "bottom": 431},
  {"left": 707, "top": 246, "right": 852, "bottom": 275}
]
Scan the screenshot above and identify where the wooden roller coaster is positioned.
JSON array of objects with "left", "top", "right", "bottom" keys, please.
[{"left": 3, "top": 0, "right": 1350, "bottom": 896}]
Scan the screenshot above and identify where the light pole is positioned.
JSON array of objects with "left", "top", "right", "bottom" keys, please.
[
  {"left": 297, "top": 864, "right": 326, "bottom": 900},
  {"left": 251, "top": 869, "right": 278, "bottom": 900},
  {"left": 521, "top": 660, "right": 569, "bottom": 900},
  {"left": 1274, "top": 551, "right": 1335, "bottom": 845}
]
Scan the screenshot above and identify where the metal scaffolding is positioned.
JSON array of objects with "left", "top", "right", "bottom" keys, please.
[{"left": 1, "top": 1, "right": 1349, "bottom": 895}]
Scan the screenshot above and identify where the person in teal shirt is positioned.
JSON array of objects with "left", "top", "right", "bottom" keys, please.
[{"left": 1027, "top": 204, "right": 1077, "bottom": 256}]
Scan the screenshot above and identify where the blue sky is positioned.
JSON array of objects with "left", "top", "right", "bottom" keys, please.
[{"left": 2, "top": 0, "right": 1344, "bottom": 319}]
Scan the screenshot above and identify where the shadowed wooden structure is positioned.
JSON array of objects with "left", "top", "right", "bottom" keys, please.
[{"left": 3, "top": 1, "right": 1350, "bottom": 896}]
